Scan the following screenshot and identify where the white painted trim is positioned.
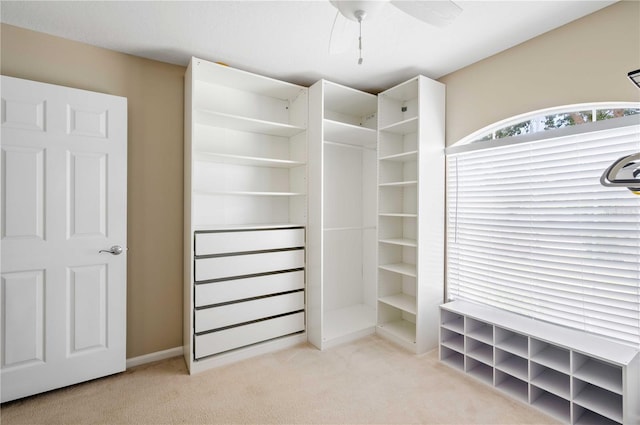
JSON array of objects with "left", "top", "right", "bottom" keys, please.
[{"left": 126, "top": 346, "right": 183, "bottom": 369}]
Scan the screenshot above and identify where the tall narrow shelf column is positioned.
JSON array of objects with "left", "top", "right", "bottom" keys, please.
[
  {"left": 184, "top": 57, "right": 308, "bottom": 373},
  {"left": 308, "top": 80, "right": 378, "bottom": 350},
  {"left": 376, "top": 75, "right": 445, "bottom": 354}
]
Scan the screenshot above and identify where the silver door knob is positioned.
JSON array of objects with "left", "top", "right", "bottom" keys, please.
[{"left": 99, "top": 245, "right": 124, "bottom": 255}]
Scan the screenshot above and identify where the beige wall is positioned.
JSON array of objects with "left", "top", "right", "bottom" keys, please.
[
  {"left": 1, "top": 24, "right": 186, "bottom": 358},
  {"left": 439, "top": 1, "right": 640, "bottom": 146},
  {"left": 1, "top": 1, "right": 638, "bottom": 359}
]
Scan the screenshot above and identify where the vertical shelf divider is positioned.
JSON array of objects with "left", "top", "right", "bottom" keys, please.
[
  {"left": 376, "top": 75, "right": 445, "bottom": 354},
  {"left": 439, "top": 300, "right": 640, "bottom": 425}
]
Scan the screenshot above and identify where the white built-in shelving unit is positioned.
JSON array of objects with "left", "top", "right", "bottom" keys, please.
[
  {"left": 440, "top": 300, "right": 640, "bottom": 425},
  {"left": 183, "top": 57, "right": 308, "bottom": 373},
  {"left": 376, "top": 76, "right": 445, "bottom": 354},
  {"left": 308, "top": 80, "right": 378, "bottom": 350}
]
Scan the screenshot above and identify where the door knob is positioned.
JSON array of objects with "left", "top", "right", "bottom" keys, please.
[{"left": 99, "top": 245, "right": 124, "bottom": 255}]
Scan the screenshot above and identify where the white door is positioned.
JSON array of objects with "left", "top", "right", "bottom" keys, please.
[{"left": 0, "top": 76, "right": 127, "bottom": 402}]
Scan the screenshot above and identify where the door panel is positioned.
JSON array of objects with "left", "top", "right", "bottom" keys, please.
[
  {"left": 0, "top": 76, "right": 127, "bottom": 402},
  {"left": 1, "top": 146, "right": 45, "bottom": 240},
  {"left": 68, "top": 264, "right": 107, "bottom": 354},
  {"left": 67, "top": 151, "right": 108, "bottom": 238},
  {"left": 1, "top": 270, "right": 45, "bottom": 367}
]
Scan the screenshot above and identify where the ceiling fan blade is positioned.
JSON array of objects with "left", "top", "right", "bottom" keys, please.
[
  {"left": 329, "top": 10, "right": 357, "bottom": 54},
  {"left": 390, "top": 0, "right": 462, "bottom": 28}
]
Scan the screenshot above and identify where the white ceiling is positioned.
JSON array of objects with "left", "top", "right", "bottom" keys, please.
[{"left": 0, "top": 0, "right": 616, "bottom": 93}]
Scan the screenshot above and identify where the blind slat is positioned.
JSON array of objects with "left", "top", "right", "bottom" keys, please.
[{"left": 447, "top": 121, "right": 640, "bottom": 348}]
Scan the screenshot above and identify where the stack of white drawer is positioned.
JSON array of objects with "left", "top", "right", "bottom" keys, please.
[{"left": 193, "top": 227, "right": 306, "bottom": 359}]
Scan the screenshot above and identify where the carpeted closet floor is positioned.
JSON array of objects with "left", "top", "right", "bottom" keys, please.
[{"left": 0, "top": 335, "right": 559, "bottom": 424}]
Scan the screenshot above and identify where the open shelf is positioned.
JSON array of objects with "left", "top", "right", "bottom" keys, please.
[
  {"left": 378, "top": 237, "right": 417, "bottom": 247},
  {"left": 378, "top": 180, "right": 418, "bottom": 188},
  {"left": 495, "top": 327, "right": 528, "bottom": 358},
  {"left": 377, "top": 319, "right": 416, "bottom": 345},
  {"left": 441, "top": 310, "right": 464, "bottom": 333},
  {"left": 194, "top": 190, "right": 304, "bottom": 197},
  {"left": 377, "top": 75, "right": 445, "bottom": 355},
  {"left": 495, "top": 371, "right": 528, "bottom": 403},
  {"left": 195, "top": 109, "right": 305, "bottom": 137},
  {"left": 466, "top": 337, "right": 493, "bottom": 365},
  {"left": 440, "top": 346, "right": 464, "bottom": 371},
  {"left": 495, "top": 348, "right": 528, "bottom": 381},
  {"left": 573, "top": 353, "right": 622, "bottom": 394},
  {"left": 185, "top": 57, "right": 308, "bottom": 373},
  {"left": 194, "top": 151, "right": 304, "bottom": 168},
  {"left": 379, "top": 293, "right": 416, "bottom": 315},
  {"left": 466, "top": 317, "right": 493, "bottom": 344},
  {"left": 531, "top": 389, "right": 571, "bottom": 424},
  {"left": 439, "top": 301, "right": 639, "bottom": 425},
  {"left": 379, "top": 150, "right": 418, "bottom": 162},
  {"left": 531, "top": 339, "right": 570, "bottom": 373},
  {"left": 378, "top": 262, "right": 416, "bottom": 277},
  {"left": 466, "top": 357, "right": 493, "bottom": 385},
  {"left": 323, "top": 119, "right": 376, "bottom": 147},
  {"left": 573, "top": 405, "right": 622, "bottom": 425},
  {"left": 531, "top": 364, "right": 570, "bottom": 399},
  {"left": 573, "top": 381, "right": 623, "bottom": 424}
]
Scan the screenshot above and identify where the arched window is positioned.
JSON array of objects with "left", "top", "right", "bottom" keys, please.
[
  {"left": 445, "top": 102, "right": 640, "bottom": 348},
  {"left": 454, "top": 102, "right": 640, "bottom": 148}
]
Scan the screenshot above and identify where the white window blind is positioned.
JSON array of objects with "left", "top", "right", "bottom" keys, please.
[{"left": 446, "top": 118, "right": 640, "bottom": 348}]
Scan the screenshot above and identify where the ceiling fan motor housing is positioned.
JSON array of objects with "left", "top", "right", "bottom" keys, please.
[{"left": 330, "top": 0, "right": 388, "bottom": 21}]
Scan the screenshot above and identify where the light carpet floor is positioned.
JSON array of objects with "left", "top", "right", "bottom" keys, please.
[{"left": 0, "top": 335, "right": 560, "bottom": 424}]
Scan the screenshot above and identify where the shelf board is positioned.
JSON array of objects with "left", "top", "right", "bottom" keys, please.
[
  {"left": 377, "top": 319, "right": 416, "bottom": 344},
  {"left": 194, "top": 109, "right": 305, "bottom": 137},
  {"left": 573, "top": 385, "right": 623, "bottom": 423},
  {"left": 192, "top": 223, "right": 304, "bottom": 232},
  {"left": 378, "top": 237, "right": 417, "bottom": 247},
  {"left": 574, "top": 408, "right": 622, "bottom": 425},
  {"left": 379, "top": 117, "right": 418, "bottom": 135},
  {"left": 194, "top": 152, "right": 305, "bottom": 168},
  {"left": 531, "top": 368, "right": 570, "bottom": 399},
  {"left": 379, "top": 180, "right": 417, "bottom": 188},
  {"left": 194, "top": 190, "right": 305, "bottom": 197},
  {"left": 194, "top": 58, "right": 305, "bottom": 100},
  {"left": 378, "top": 213, "right": 417, "bottom": 218},
  {"left": 379, "top": 150, "right": 418, "bottom": 162},
  {"left": 378, "top": 293, "right": 416, "bottom": 315},
  {"left": 466, "top": 342, "right": 493, "bottom": 365},
  {"left": 378, "top": 262, "right": 416, "bottom": 277},
  {"left": 495, "top": 332, "right": 528, "bottom": 358},
  {"left": 466, "top": 322, "right": 493, "bottom": 344},
  {"left": 531, "top": 344, "right": 570, "bottom": 373},
  {"left": 323, "top": 119, "right": 376, "bottom": 147},
  {"left": 495, "top": 354, "right": 528, "bottom": 381}
]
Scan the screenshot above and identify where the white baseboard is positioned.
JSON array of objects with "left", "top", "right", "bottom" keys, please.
[{"left": 126, "top": 346, "right": 183, "bottom": 369}]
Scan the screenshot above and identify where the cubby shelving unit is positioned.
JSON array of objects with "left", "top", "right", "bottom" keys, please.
[
  {"left": 183, "top": 57, "right": 308, "bottom": 374},
  {"left": 440, "top": 300, "right": 640, "bottom": 425},
  {"left": 307, "top": 80, "right": 378, "bottom": 350},
  {"left": 376, "top": 75, "right": 445, "bottom": 354}
]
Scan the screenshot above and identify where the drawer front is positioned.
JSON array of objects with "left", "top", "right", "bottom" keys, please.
[
  {"left": 195, "top": 291, "right": 305, "bottom": 332},
  {"left": 195, "top": 249, "right": 304, "bottom": 282},
  {"left": 195, "top": 270, "right": 304, "bottom": 307},
  {"left": 195, "top": 228, "right": 304, "bottom": 256},
  {"left": 194, "top": 312, "right": 305, "bottom": 359}
]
